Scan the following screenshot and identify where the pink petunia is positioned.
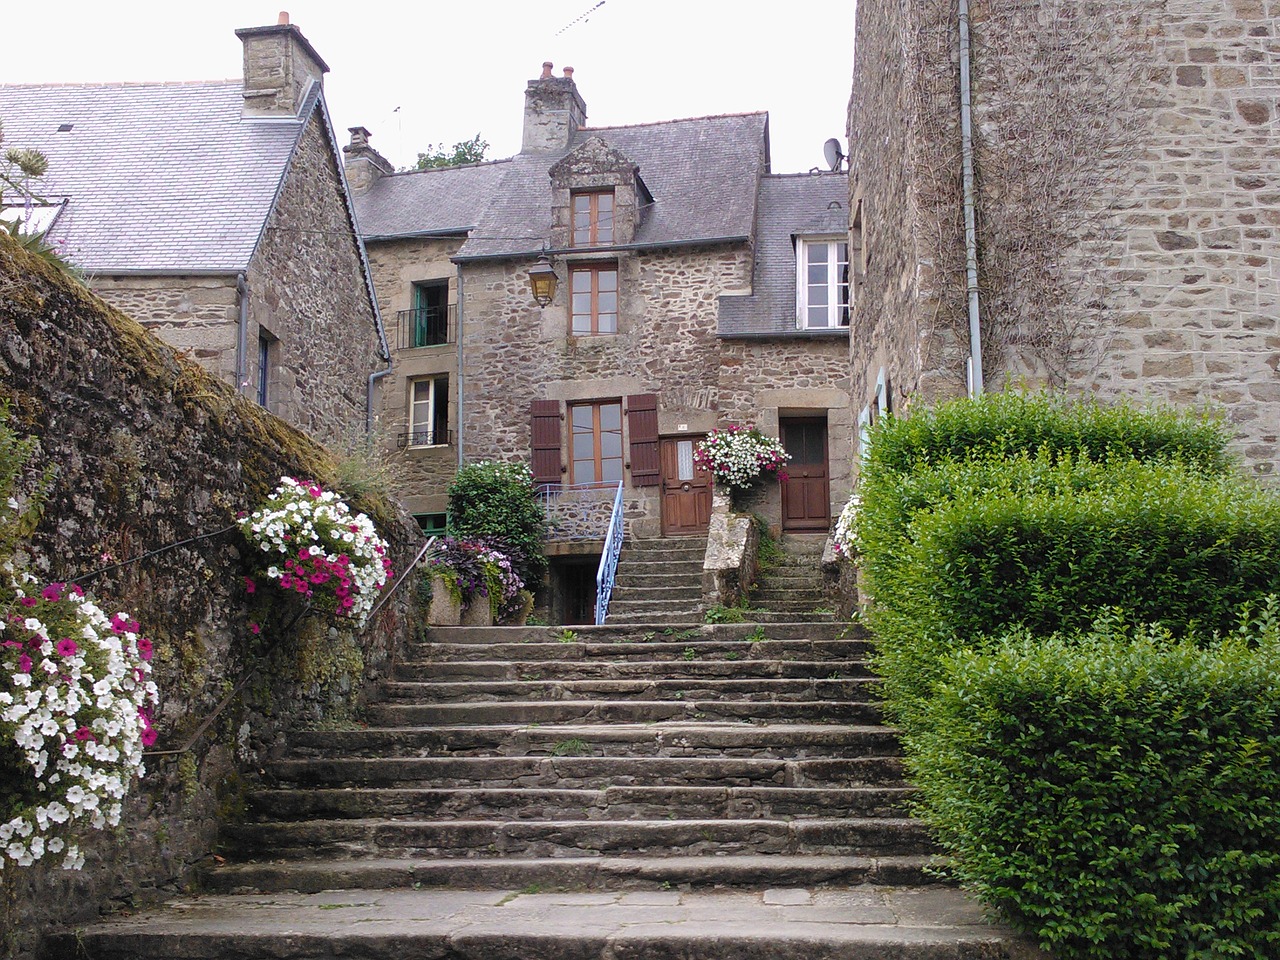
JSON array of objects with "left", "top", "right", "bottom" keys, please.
[
  {"left": 18, "top": 654, "right": 32, "bottom": 673},
  {"left": 68, "top": 584, "right": 84, "bottom": 599},
  {"left": 135, "top": 637, "right": 153, "bottom": 661},
  {"left": 18, "top": 597, "right": 37, "bottom": 608},
  {"left": 41, "top": 583, "right": 65, "bottom": 602},
  {"left": 55, "top": 638, "right": 78, "bottom": 658},
  {"left": 249, "top": 622, "right": 261, "bottom": 635},
  {"left": 73, "top": 726, "right": 96, "bottom": 742},
  {"left": 244, "top": 577, "right": 257, "bottom": 595},
  {"left": 110, "top": 613, "right": 129, "bottom": 633}
]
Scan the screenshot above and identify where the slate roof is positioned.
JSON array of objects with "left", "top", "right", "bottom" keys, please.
[
  {"left": 718, "top": 172, "right": 851, "bottom": 338},
  {"left": 0, "top": 80, "right": 312, "bottom": 273},
  {"left": 352, "top": 113, "right": 770, "bottom": 260}
]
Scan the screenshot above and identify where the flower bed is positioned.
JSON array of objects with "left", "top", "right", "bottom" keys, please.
[
  {"left": 694, "top": 425, "right": 790, "bottom": 496},
  {"left": 424, "top": 537, "right": 523, "bottom": 622},
  {"left": 1, "top": 577, "right": 158, "bottom": 870},
  {"left": 239, "top": 477, "right": 393, "bottom": 626}
]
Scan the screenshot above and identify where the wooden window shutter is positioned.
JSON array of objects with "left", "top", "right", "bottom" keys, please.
[
  {"left": 530, "top": 400, "right": 563, "bottom": 485},
  {"left": 626, "top": 393, "right": 660, "bottom": 487}
]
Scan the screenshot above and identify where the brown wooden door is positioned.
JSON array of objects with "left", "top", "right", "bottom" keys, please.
[
  {"left": 660, "top": 436, "right": 712, "bottom": 536},
  {"left": 780, "top": 418, "right": 831, "bottom": 531}
]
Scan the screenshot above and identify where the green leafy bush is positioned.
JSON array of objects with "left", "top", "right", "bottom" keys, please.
[
  {"left": 446, "top": 461, "right": 548, "bottom": 586},
  {"left": 864, "top": 391, "right": 1231, "bottom": 478},
  {"left": 863, "top": 454, "right": 1280, "bottom": 721},
  {"left": 911, "top": 613, "right": 1280, "bottom": 959}
]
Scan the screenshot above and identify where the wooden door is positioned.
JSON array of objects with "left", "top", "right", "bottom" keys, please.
[
  {"left": 780, "top": 418, "right": 831, "bottom": 531},
  {"left": 660, "top": 436, "right": 712, "bottom": 536}
]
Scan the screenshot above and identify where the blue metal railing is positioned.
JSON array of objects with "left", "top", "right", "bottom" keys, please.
[{"left": 595, "top": 481, "right": 625, "bottom": 625}]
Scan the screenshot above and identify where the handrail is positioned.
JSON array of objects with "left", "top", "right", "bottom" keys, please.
[{"left": 594, "top": 481, "right": 625, "bottom": 625}]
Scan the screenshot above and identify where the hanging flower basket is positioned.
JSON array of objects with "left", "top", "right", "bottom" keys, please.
[{"left": 694, "top": 425, "right": 791, "bottom": 504}]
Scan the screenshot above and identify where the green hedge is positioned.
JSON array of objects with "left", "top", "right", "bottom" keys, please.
[
  {"left": 863, "top": 392, "right": 1232, "bottom": 478},
  {"left": 911, "top": 616, "right": 1280, "bottom": 960},
  {"left": 446, "top": 460, "right": 548, "bottom": 586}
]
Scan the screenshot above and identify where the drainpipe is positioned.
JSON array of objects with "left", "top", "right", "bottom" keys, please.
[
  {"left": 959, "top": 0, "right": 985, "bottom": 396},
  {"left": 455, "top": 267, "right": 465, "bottom": 468},
  {"left": 366, "top": 307, "right": 393, "bottom": 439},
  {"left": 234, "top": 273, "right": 250, "bottom": 396}
]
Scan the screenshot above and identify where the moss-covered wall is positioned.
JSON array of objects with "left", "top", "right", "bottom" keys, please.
[{"left": 0, "top": 231, "right": 418, "bottom": 958}]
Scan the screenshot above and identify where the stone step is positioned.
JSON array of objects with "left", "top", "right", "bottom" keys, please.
[
  {"left": 200, "top": 854, "right": 948, "bottom": 895},
  {"left": 407, "top": 638, "right": 871, "bottom": 663},
  {"left": 615, "top": 571, "right": 708, "bottom": 589},
  {"left": 398, "top": 658, "right": 874, "bottom": 681},
  {"left": 221, "top": 817, "right": 933, "bottom": 860},
  {"left": 609, "top": 584, "right": 704, "bottom": 601},
  {"left": 286, "top": 722, "right": 905, "bottom": 760},
  {"left": 619, "top": 548, "right": 705, "bottom": 564},
  {"left": 418, "top": 622, "right": 862, "bottom": 643},
  {"left": 366, "top": 697, "right": 881, "bottom": 726},
  {"left": 266, "top": 755, "right": 904, "bottom": 790},
  {"left": 245, "top": 784, "right": 915, "bottom": 822},
  {"left": 380, "top": 677, "right": 878, "bottom": 704},
  {"left": 748, "top": 611, "right": 840, "bottom": 624},
  {"left": 604, "top": 600, "right": 704, "bottom": 619}
]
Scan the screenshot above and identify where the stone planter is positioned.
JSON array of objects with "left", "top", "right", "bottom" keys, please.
[
  {"left": 426, "top": 574, "right": 462, "bottom": 626},
  {"left": 461, "top": 599, "right": 494, "bottom": 627}
]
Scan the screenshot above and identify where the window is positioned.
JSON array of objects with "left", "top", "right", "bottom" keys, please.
[
  {"left": 570, "top": 263, "right": 618, "bottom": 335},
  {"left": 408, "top": 281, "right": 450, "bottom": 348},
  {"left": 570, "top": 400, "right": 623, "bottom": 485},
  {"left": 414, "top": 513, "right": 448, "bottom": 536},
  {"left": 405, "top": 376, "right": 450, "bottom": 447},
  {"left": 256, "top": 331, "right": 277, "bottom": 408},
  {"left": 571, "top": 190, "right": 614, "bottom": 246},
  {"left": 797, "top": 238, "right": 850, "bottom": 329}
]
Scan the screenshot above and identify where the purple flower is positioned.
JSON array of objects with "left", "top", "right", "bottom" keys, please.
[{"left": 56, "top": 638, "right": 78, "bottom": 658}]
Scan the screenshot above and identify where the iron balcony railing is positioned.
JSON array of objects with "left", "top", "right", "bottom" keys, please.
[
  {"left": 536, "top": 481, "right": 626, "bottom": 625},
  {"left": 395, "top": 304, "right": 457, "bottom": 351},
  {"left": 397, "top": 428, "right": 454, "bottom": 450}
]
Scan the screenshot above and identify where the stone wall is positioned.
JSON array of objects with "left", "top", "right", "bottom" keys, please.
[
  {"left": 0, "top": 232, "right": 417, "bottom": 959},
  {"left": 364, "top": 236, "right": 465, "bottom": 518},
  {"left": 246, "top": 111, "right": 384, "bottom": 445},
  {"left": 849, "top": 0, "right": 1280, "bottom": 477}
]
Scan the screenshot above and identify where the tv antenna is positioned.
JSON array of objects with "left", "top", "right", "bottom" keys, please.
[{"left": 556, "top": 1, "right": 606, "bottom": 35}]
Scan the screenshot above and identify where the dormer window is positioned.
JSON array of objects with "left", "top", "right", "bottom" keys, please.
[
  {"left": 572, "top": 190, "right": 614, "bottom": 246},
  {"left": 797, "top": 238, "right": 850, "bottom": 329}
]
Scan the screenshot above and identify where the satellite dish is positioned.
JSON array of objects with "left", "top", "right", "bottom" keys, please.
[{"left": 823, "top": 138, "right": 845, "bottom": 172}]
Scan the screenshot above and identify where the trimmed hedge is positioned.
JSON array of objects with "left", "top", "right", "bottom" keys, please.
[
  {"left": 446, "top": 461, "right": 548, "bottom": 586},
  {"left": 911, "top": 616, "right": 1280, "bottom": 959},
  {"left": 864, "top": 391, "right": 1231, "bottom": 478},
  {"left": 862, "top": 454, "right": 1280, "bottom": 721}
]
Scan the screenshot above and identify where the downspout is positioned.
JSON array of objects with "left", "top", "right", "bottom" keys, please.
[
  {"left": 959, "top": 0, "right": 985, "bottom": 396},
  {"left": 234, "top": 273, "right": 250, "bottom": 396},
  {"left": 366, "top": 307, "right": 393, "bottom": 438},
  {"left": 455, "top": 267, "right": 465, "bottom": 468}
]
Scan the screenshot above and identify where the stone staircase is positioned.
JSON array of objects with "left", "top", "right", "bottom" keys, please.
[
  {"left": 45, "top": 618, "right": 1040, "bottom": 959},
  {"left": 605, "top": 536, "right": 705, "bottom": 624},
  {"left": 750, "top": 533, "right": 836, "bottom": 623}
]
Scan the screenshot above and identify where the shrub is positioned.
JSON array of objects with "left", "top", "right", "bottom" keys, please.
[
  {"left": 911, "top": 613, "right": 1280, "bottom": 959},
  {"left": 863, "top": 391, "right": 1232, "bottom": 479},
  {"left": 447, "top": 461, "right": 547, "bottom": 586},
  {"left": 862, "top": 454, "right": 1280, "bottom": 722}
]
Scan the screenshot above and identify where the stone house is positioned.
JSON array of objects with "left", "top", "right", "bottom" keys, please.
[
  {"left": 0, "top": 16, "right": 386, "bottom": 443},
  {"left": 348, "top": 65, "right": 852, "bottom": 607},
  {"left": 846, "top": 0, "right": 1280, "bottom": 477}
]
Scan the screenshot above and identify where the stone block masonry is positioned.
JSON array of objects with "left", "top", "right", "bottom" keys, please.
[
  {"left": 0, "top": 231, "right": 416, "bottom": 960},
  {"left": 849, "top": 0, "right": 1280, "bottom": 478}
]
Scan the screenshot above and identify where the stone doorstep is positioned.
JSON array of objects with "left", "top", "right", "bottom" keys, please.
[{"left": 45, "top": 886, "right": 1045, "bottom": 960}]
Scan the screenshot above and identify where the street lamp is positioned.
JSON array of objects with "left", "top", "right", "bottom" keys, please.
[{"left": 527, "top": 254, "right": 558, "bottom": 308}]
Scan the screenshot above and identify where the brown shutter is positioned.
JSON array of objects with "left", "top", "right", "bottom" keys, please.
[
  {"left": 530, "top": 400, "right": 563, "bottom": 486},
  {"left": 627, "top": 393, "right": 660, "bottom": 487}
]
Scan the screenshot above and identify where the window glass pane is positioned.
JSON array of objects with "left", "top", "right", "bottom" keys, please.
[
  {"left": 571, "top": 405, "right": 593, "bottom": 429},
  {"left": 597, "top": 313, "right": 617, "bottom": 334},
  {"left": 808, "top": 306, "right": 829, "bottom": 328},
  {"left": 809, "top": 264, "right": 828, "bottom": 286},
  {"left": 601, "top": 458, "right": 623, "bottom": 483},
  {"left": 599, "top": 403, "right": 622, "bottom": 431},
  {"left": 572, "top": 315, "right": 593, "bottom": 335},
  {"left": 572, "top": 270, "right": 592, "bottom": 292},
  {"left": 599, "top": 269, "right": 618, "bottom": 291},
  {"left": 600, "top": 431, "right": 622, "bottom": 459},
  {"left": 677, "top": 440, "right": 695, "bottom": 482},
  {"left": 808, "top": 243, "right": 828, "bottom": 264},
  {"left": 573, "top": 431, "right": 594, "bottom": 459},
  {"left": 598, "top": 291, "right": 617, "bottom": 314},
  {"left": 809, "top": 283, "right": 828, "bottom": 306},
  {"left": 573, "top": 292, "right": 593, "bottom": 314},
  {"left": 574, "top": 458, "right": 598, "bottom": 483}
]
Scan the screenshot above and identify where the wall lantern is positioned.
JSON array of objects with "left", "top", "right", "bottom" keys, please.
[{"left": 528, "top": 255, "right": 558, "bottom": 307}]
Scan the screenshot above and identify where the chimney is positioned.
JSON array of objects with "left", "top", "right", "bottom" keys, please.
[
  {"left": 521, "top": 62, "right": 587, "bottom": 154},
  {"left": 235, "top": 15, "right": 330, "bottom": 118},
  {"left": 343, "top": 126, "right": 394, "bottom": 194}
]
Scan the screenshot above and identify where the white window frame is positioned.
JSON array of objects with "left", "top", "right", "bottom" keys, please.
[
  {"left": 408, "top": 376, "right": 449, "bottom": 448},
  {"left": 796, "top": 236, "right": 851, "bottom": 330}
]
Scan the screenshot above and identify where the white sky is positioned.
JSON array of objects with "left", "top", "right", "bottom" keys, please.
[{"left": 5, "top": 1, "right": 856, "bottom": 175}]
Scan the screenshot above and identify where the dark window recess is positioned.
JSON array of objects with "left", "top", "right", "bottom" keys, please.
[
  {"left": 531, "top": 399, "right": 564, "bottom": 485},
  {"left": 409, "top": 282, "right": 450, "bottom": 347},
  {"left": 414, "top": 513, "right": 448, "bottom": 536},
  {"left": 626, "top": 393, "right": 660, "bottom": 487},
  {"left": 256, "top": 333, "right": 275, "bottom": 408}
]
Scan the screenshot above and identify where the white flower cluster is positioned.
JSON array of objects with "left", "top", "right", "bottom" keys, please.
[
  {"left": 240, "top": 477, "right": 392, "bottom": 626},
  {"left": 694, "top": 426, "right": 791, "bottom": 493},
  {"left": 832, "top": 494, "right": 860, "bottom": 558},
  {"left": 0, "top": 576, "right": 158, "bottom": 871}
]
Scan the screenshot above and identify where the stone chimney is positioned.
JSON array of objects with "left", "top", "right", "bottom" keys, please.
[
  {"left": 521, "top": 63, "right": 587, "bottom": 154},
  {"left": 343, "top": 126, "right": 394, "bottom": 194},
  {"left": 235, "top": 12, "right": 330, "bottom": 118}
]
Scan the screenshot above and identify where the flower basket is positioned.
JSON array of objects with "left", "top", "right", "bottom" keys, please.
[{"left": 694, "top": 425, "right": 791, "bottom": 508}]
